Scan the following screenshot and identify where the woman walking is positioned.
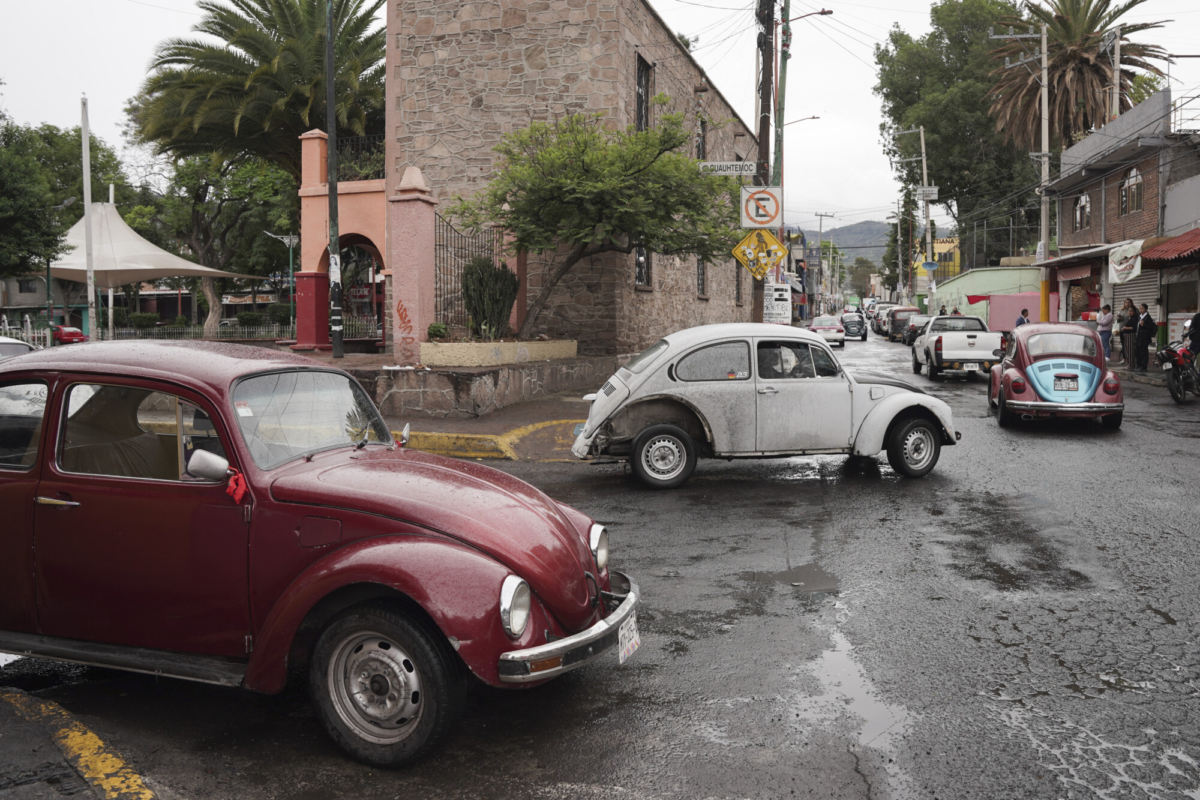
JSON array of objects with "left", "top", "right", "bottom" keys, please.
[{"left": 1097, "top": 304, "right": 1114, "bottom": 360}]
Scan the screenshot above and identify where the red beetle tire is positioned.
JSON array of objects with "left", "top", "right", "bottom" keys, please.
[
  {"left": 997, "top": 389, "right": 1016, "bottom": 428},
  {"left": 310, "top": 603, "right": 465, "bottom": 767},
  {"left": 988, "top": 373, "right": 998, "bottom": 408},
  {"left": 1102, "top": 411, "right": 1123, "bottom": 430},
  {"left": 885, "top": 417, "right": 941, "bottom": 478},
  {"left": 631, "top": 424, "right": 697, "bottom": 489}
]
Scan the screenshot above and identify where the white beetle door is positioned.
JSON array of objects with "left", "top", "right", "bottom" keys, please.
[{"left": 754, "top": 340, "right": 853, "bottom": 452}]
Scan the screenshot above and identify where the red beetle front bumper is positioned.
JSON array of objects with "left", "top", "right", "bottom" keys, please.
[{"left": 497, "top": 571, "right": 639, "bottom": 683}]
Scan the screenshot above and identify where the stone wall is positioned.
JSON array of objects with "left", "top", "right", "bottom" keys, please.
[
  {"left": 350, "top": 355, "right": 627, "bottom": 418},
  {"left": 388, "top": 0, "right": 756, "bottom": 355}
]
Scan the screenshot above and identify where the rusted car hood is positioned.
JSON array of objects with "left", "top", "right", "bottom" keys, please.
[{"left": 269, "top": 449, "right": 596, "bottom": 631}]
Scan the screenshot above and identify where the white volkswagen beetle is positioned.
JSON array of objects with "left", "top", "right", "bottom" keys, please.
[{"left": 571, "top": 323, "right": 960, "bottom": 488}]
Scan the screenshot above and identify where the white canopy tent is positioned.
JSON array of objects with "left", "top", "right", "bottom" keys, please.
[{"left": 50, "top": 202, "right": 259, "bottom": 337}]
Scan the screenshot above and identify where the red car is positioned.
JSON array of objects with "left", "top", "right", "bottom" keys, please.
[
  {"left": 0, "top": 342, "right": 639, "bottom": 765},
  {"left": 988, "top": 323, "right": 1123, "bottom": 429},
  {"left": 50, "top": 325, "right": 87, "bottom": 344}
]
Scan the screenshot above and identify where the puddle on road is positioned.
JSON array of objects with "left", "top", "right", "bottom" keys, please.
[{"left": 742, "top": 563, "right": 841, "bottom": 594}]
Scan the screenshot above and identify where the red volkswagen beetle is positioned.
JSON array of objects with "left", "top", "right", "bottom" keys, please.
[
  {"left": 0, "top": 342, "right": 639, "bottom": 765},
  {"left": 988, "top": 323, "right": 1123, "bottom": 429}
]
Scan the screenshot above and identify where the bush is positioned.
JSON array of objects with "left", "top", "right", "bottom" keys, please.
[
  {"left": 461, "top": 257, "right": 519, "bottom": 341},
  {"left": 267, "top": 303, "right": 291, "bottom": 325},
  {"left": 172, "top": 315, "right": 188, "bottom": 327},
  {"left": 111, "top": 307, "right": 128, "bottom": 327},
  {"left": 129, "top": 312, "right": 160, "bottom": 329},
  {"left": 236, "top": 311, "right": 266, "bottom": 327},
  {"left": 427, "top": 322, "right": 448, "bottom": 339}
]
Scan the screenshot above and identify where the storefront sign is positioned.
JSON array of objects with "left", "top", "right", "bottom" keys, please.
[
  {"left": 1109, "top": 240, "right": 1144, "bottom": 285},
  {"left": 764, "top": 283, "right": 791, "bottom": 325}
]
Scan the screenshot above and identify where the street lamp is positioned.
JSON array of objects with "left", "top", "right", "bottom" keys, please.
[
  {"left": 43, "top": 197, "right": 77, "bottom": 338},
  {"left": 784, "top": 116, "right": 820, "bottom": 127},
  {"left": 265, "top": 232, "right": 300, "bottom": 329}
]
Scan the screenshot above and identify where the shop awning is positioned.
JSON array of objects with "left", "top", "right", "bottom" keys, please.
[
  {"left": 1034, "top": 240, "right": 1131, "bottom": 269},
  {"left": 1142, "top": 227, "right": 1200, "bottom": 262},
  {"left": 1058, "top": 264, "right": 1094, "bottom": 281}
]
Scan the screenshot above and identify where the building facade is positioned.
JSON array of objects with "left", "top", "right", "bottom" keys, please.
[{"left": 386, "top": 0, "right": 757, "bottom": 354}]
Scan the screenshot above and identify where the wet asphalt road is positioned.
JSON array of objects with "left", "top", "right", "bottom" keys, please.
[{"left": 4, "top": 333, "right": 1200, "bottom": 799}]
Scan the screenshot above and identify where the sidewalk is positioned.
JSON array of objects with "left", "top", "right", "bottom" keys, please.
[
  {"left": 1107, "top": 354, "right": 1168, "bottom": 387},
  {"left": 385, "top": 390, "right": 591, "bottom": 461}
]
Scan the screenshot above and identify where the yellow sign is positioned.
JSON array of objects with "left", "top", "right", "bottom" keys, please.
[{"left": 732, "top": 229, "right": 786, "bottom": 280}]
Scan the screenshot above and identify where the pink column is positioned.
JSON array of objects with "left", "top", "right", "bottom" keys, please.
[{"left": 387, "top": 166, "right": 438, "bottom": 364}]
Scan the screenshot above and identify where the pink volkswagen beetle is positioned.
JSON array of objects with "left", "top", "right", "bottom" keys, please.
[{"left": 988, "top": 323, "right": 1123, "bottom": 428}]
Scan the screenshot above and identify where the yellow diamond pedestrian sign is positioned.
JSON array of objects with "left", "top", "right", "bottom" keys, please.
[{"left": 733, "top": 229, "right": 786, "bottom": 280}]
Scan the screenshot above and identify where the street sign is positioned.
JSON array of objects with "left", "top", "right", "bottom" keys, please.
[
  {"left": 764, "top": 282, "right": 791, "bottom": 325},
  {"left": 732, "top": 229, "right": 787, "bottom": 280},
  {"left": 700, "top": 161, "right": 758, "bottom": 176},
  {"left": 915, "top": 186, "right": 939, "bottom": 202},
  {"left": 740, "top": 187, "right": 782, "bottom": 229}
]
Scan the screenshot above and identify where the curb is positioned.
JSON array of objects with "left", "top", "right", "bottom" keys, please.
[
  {"left": 398, "top": 419, "right": 586, "bottom": 461},
  {"left": 1, "top": 690, "right": 155, "bottom": 800}
]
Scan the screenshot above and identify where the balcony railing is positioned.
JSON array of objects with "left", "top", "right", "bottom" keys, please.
[{"left": 337, "top": 134, "right": 386, "bottom": 181}]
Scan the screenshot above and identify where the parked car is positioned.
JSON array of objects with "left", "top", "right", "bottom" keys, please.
[
  {"left": 872, "top": 304, "right": 896, "bottom": 335},
  {"left": 886, "top": 307, "right": 920, "bottom": 342},
  {"left": 810, "top": 315, "right": 846, "bottom": 347},
  {"left": 841, "top": 313, "right": 868, "bottom": 341},
  {"left": 571, "top": 323, "right": 960, "bottom": 487},
  {"left": 912, "top": 315, "right": 1004, "bottom": 379},
  {"left": 0, "top": 342, "right": 639, "bottom": 766},
  {"left": 901, "top": 315, "right": 932, "bottom": 346},
  {"left": 988, "top": 323, "right": 1123, "bottom": 428},
  {"left": 0, "top": 336, "right": 36, "bottom": 362},
  {"left": 49, "top": 325, "right": 86, "bottom": 344}
]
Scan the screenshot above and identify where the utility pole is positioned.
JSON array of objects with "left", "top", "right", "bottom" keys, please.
[
  {"left": 919, "top": 126, "right": 932, "bottom": 279},
  {"left": 752, "top": 0, "right": 774, "bottom": 324},
  {"left": 326, "top": 0, "right": 344, "bottom": 358},
  {"left": 772, "top": 8, "right": 831, "bottom": 186},
  {"left": 815, "top": 212, "right": 834, "bottom": 313},
  {"left": 1111, "top": 24, "right": 1121, "bottom": 120},
  {"left": 81, "top": 96, "right": 96, "bottom": 339},
  {"left": 992, "top": 24, "right": 1051, "bottom": 322}
]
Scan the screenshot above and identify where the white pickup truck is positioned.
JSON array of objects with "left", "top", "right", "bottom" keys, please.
[{"left": 912, "top": 315, "right": 1004, "bottom": 379}]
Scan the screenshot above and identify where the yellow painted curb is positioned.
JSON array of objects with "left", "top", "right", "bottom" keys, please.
[
  {"left": 1, "top": 691, "right": 155, "bottom": 800},
  {"left": 397, "top": 419, "right": 586, "bottom": 461}
]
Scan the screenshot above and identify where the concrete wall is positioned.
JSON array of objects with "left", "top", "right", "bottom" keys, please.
[
  {"left": 1165, "top": 173, "right": 1200, "bottom": 237},
  {"left": 927, "top": 266, "right": 1045, "bottom": 322},
  {"left": 387, "top": 0, "right": 755, "bottom": 355}
]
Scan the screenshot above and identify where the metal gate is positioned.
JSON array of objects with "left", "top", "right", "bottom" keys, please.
[{"left": 435, "top": 213, "right": 495, "bottom": 329}]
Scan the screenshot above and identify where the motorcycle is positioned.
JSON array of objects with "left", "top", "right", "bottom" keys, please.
[{"left": 1156, "top": 319, "right": 1199, "bottom": 404}]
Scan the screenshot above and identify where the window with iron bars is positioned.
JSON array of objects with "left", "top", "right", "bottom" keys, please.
[
  {"left": 1074, "top": 194, "right": 1091, "bottom": 231},
  {"left": 635, "top": 245, "right": 651, "bottom": 287},
  {"left": 696, "top": 119, "right": 707, "bottom": 160},
  {"left": 636, "top": 56, "right": 652, "bottom": 132},
  {"left": 1120, "top": 168, "right": 1143, "bottom": 216},
  {"left": 697, "top": 258, "right": 707, "bottom": 296}
]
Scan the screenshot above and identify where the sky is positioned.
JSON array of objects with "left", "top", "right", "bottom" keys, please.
[{"left": 2, "top": 0, "right": 1199, "bottom": 238}]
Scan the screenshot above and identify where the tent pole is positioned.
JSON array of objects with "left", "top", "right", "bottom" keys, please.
[
  {"left": 81, "top": 96, "right": 96, "bottom": 338},
  {"left": 108, "top": 288, "right": 114, "bottom": 340}
]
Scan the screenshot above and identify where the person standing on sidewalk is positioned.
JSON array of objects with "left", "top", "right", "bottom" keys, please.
[
  {"left": 1097, "top": 304, "right": 1113, "bottom": 360},
  {"left": 1134, "top": 303, "right": 1157, "bottom": 371},
  {"left": 1015, "top": 308, "right": 1030, "bottom": 328},
  {"left": 1119, "top": 298, "right": 1138, "bottom": 368}
]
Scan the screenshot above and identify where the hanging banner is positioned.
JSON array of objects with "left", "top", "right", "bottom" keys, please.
[{"left": 1109, "top": 240, "right": 1144, "bottom": 285}]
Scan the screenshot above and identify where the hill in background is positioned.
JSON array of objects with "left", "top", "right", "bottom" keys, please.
[{"left": 784, "top": 220, "right": 908, "bottom": 268}]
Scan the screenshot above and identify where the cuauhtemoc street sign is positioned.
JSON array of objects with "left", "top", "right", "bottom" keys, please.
[{"left": 733, "top": 229, "right": 787, "bottom": 280}]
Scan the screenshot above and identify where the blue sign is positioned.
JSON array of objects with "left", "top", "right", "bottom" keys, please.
[{"left": 921, "top": 261, "right": 938, "bottom": 272}]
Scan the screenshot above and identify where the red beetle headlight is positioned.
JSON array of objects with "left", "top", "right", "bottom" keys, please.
[
  {"left": 1103, "top": 377, "right": 1119, "bottom": 396},
  {"left": 1011, "top": 376, "right": 1027, "bottom": 394}
]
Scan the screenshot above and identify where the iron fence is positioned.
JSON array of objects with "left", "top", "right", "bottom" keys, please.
[
  {"left": 435, "top": 213, "right": 496, "bottom": 329},
  {"left": 100, "top": 324, "right": 296, "bottom": 341},
  {"left": 337, "top": 134, "right": 386, "bottom": 181},
  {"left": 1174, "top": 96, "right": 1200, "bottom": 135}
]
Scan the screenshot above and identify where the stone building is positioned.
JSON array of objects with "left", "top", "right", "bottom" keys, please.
[{"left": 386, "top": 0, "right": 757, "bottom": 354}]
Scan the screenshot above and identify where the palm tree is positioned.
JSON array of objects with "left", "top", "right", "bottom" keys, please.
[
  {"left": 987, "top": 0, "right": 1169, "bottom": 150},
  {"left": 137, "top": 0, "right": 385, "bottom": 179}
]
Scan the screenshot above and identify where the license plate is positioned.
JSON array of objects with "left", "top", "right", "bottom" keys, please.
[
  {"left": 1163, "top": 362, "right": 1173, "bottom": 370},
  {"left": 1054, "top": 378, "right": 1079, "bottom": 391},
  {"left": 573, "top": 423, "right": 585, "bottom": 436},
  {"left": 961, "top": 363, "right": 979, "bottom": 371},
  {"left": 618, "top": 611, "right": 640, "bottom": 664}
]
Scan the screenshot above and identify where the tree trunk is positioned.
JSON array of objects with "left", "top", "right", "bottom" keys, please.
[
  {"left": 517, "top": 242, "right": 624, "bottom": 339},
  {"left": 201, "top": 277, "right": 222, "bottom": 337}
]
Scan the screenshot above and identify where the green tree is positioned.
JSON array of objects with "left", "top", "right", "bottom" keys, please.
[
  {"left": 20, "top": 123, "right": 138, "bottom": 228},
  {"left": 850, "top": 257, "right": 876, "bottom": 299},
  {"left": 0, "top": 115, "right": 72, "bottom": 279},
  {"left": 987, "top": 0, "right": 1168, "bottom": 150},
  {"left": 1128, "top": 73, "right": 1164, "bottom": 106},
  {"left": 876, "top": 0, "right": 1039, "bottom": 246},
  {"left": 137, "top": 0, "right": 386, "bottom": 179},
  {"left": 449, "top": 108, "right": 741, "bottom": 339}
]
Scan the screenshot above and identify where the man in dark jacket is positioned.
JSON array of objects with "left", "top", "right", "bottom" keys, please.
[{"left": 1134, "top": 303, "right": 1158, "bottom": 371}]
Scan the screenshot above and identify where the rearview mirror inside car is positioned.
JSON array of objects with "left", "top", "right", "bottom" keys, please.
[{"left": 186, "top": 448, "right": 230, "bottom": 482}]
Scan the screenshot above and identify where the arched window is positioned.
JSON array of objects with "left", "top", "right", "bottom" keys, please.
[
  {"left": 1120, "top": 168, "right": 1143, "bottom": 215},
  {"left": 1073, "top": 194, "right": 1091, "bottom": 232}
]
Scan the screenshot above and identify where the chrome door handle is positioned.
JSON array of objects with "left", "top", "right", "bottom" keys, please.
[
  {"left": 757, "top": 387, "right": 778, "bottom": 394},
  {"left": 36, "top": 497, "right": 80, "bottom": 507}
]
